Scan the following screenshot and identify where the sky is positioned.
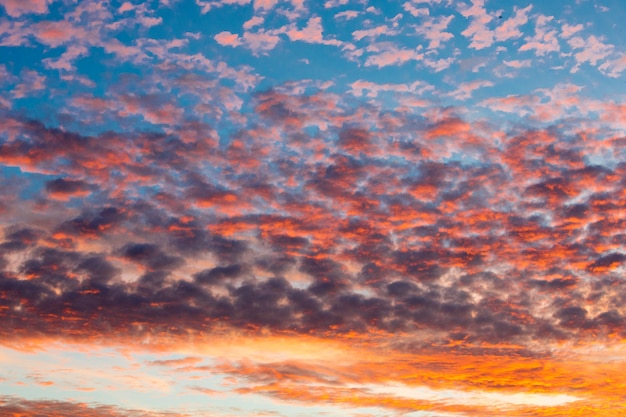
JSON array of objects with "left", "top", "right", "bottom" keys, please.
[{"left": 1, "top": 0, "right": 626, "bottom": 416}]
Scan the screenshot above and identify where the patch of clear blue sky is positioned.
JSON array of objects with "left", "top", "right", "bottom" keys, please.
[{"left": 0, "top": 166, "right": 51, "bottom": 201}]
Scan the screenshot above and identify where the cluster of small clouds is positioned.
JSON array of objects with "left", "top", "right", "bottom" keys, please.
[
  {"left": 1, "top": 0, "right": 626, "bottom": 349},
  {"left": 205, "top": 0, "right": 626, "bottom": 76},
  {"left": 2, "top": 81, "right": 626, "bottom": 350},
  {"left": 2, "top": 1, "right": 626, "bottom": 416},
  {"left": 1, "top": 0, "right": 624, "bottom": 78}
]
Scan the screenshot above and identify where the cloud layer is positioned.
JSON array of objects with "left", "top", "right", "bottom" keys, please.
[{"left": 2, "top": 0, "right": 626, "bottom": 416}]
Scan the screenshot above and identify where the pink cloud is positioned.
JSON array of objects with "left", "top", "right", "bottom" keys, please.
[
  {"left": 102, "top": 39, "right": 145, "bottom": 60},
  {"left": 243, "top": 15, "right": 264, "bottom": 30},
  {"left": 424, "top": 56, "right": 455, "bottom": 72},
  {"left": 0, "top": 64, "right": 10, "bottom": 82},
  {"left": 285, "top": 17, "right": 324, "bottom": 43},
  {"left": 118, "top": 95, "right": 185, "bottom": 126},
  {"left": 324, "top": 0, "right": 348, "bottom": 7},
  {"left": 118, "top": 2, "right": 134, "bottom": 13},
  {"left": 480, "top": 83, "right": 584, "bottom": 122},
  {"left": 0, "top": 94, "right": 12, "bottom": 109},
  {"left": 43, "top": 45, "right": 89, "bottom": 71},
  {"left": 195, "top": 0, "right": 250, "bottom": 14},
  {"left": 185, "top": 32, "right": 201, "bottom": 40},
  {"left": 0, "top": 0, "right": 51, "bottom": 17},
  {"left": 535, "top": 83, "right": 583, "bottom": 105},
  {"left": 494, "top": 4, "right": 532, "bottom": 42},
  {"left": 12, "top": 70, "right": 46, "bottom": 99},
  {"left": 459, "top": 0, "right": 494, "bottom": 50},
  {"left": 33, "top": 21, "right": 89, "bottom": 48},
  {"left": 403, "top": 0, "right": 447, "bottom": 17},
  {"left": 449, "top": 80, "right": 494, "bottom": 100},
  {"left": 60, "top": 74, "right": 96, "bottom": 87},
  {"left": 254, "top": 0, "right": 278, "bottom": 11},
  {"left": 403, "top": 3, "right": 429, "bottom": 17},
  {"left": 414, "top": 15, "right": 455, "bottom": 49},
  {"left": 214, "top": 31, "right": 242, "bottom": 47},
  {"left": 480, "top": 94, "right": 540, "bottom": 116},
  {"left": 518, "top": 15, "right": 560, "bottom": 56},
  {"left": 503, "top": 59, "right": 532, "bottom": 69},
  {"left": 364, "top": 43, "right": 424, "bottom": 68},
  {"left": 568, "top": 35, "right": 614, "bottom": 72},
  {"left": 350, "top": 80, "right": 431, "bottom": 97},
  {"left": 352, "top": 25, "right": 397, "bottom": 42},
  {"left": 335, "top": 10, "right": 359, "bottom": 20},
  {"left": 289, "top": 0, "right": 306, "bottom": 12},
  {"left": 560, "top": 23, "right": 583, "bottom": 39},
  {"left": 137, "top": 15, "right": 163, "bottom": 27},
  {"left": 72, "top": 95, "right": 112, "bottom": 113},
  {"left": 241, "top": 30, "right": 282, "bottom": 54},
  {"left": 599, "top": 54, "right": 626, "bottom": 78},
  {"left": 0, "top": 20, "right": 30, "bottom": 46}
]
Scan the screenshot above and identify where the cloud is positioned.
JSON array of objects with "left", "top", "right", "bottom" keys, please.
[
  {"left": 364, "top": 43, "right": 424, "bottom": 67},
  {"left": 560, "top": 22, "right": 584, "bottom": 39},
  {"left": 480, "top": 94, "right": 539, "bottom": 116},
  {"left": 448, "top": 80, "right": 494, "bottom": 100},
  {"left": 494, "top": 4, "right": 532, "bottom": 42},
  {"left": 241, "top": 30, "right": 282, "bottom": 54},
  {"left": 335, "top": 10, "right": 359, "bottom": 20},
  {"left": 254, "top": 0, "right": 279, "bottom": 11},
  {"left": 1, "top": 1, "right": 626, "bottom": 412},
  {"left": 0, "top": 396, "right": 191, "bottom": 417},
  {"left": 214, "top": 31, "right": 242, "bottom": 47},
  {"left": 414, "top": 14, "right": 455, "bottom": 49},
  {"left": 403, "top": 3, "right": 430, "bottom": 17},
  {"left": 3, "top": 89, "right": 626, "bottom": 349},
  {"left": 12, "top": 70, "right": 46, "bottom": 98},
  {"left": 502, "top": 59, "right": 532, "bottom": 68},
  {"left": 43, "top": 45, "right": 89, "bottom": 71},
  {"left": 1, "top": 226, "right": 45, "bottom": 252},
  {"left": 284, "top": 16, "right": 340, "bottom": 45},
  {"left": 599, "top": 54, "right": 626, "bottom": 78},
  {"left": 45, "top": 178, "right": 93, "bottom": 200},
  {"left": 403, "top": 0, "right": 447, "bottom": 17},
  {"left": 350, "top": 80, "right": 429, "bottom": 97},
  {"left": 0, "top": 0, "right": 51, "bottom": 17},
  {"left": 424, "top": 56, "right": 455, "bottom": 71},
  {"left": 32, "top": 20, "right": 90, "bottom": 47},
  {"left": 568, "top": 35, "right": 614, "bottom": 73},
  {"left": 352, "top": 25, "right": 397, "bottom": 42},
  {"left": 324, "top": 0, "right": 348, "bottom": 8},
  {"left": 459, "top": 0, "right": 494, "bottom": 50},
  {"left": 243, "top": 15, "right": 264, "bottom": 30},
  {"left": 195, "top": 0, "right": 251, "bottom": 14},
  {"left": 519, "top": 14, "right": 560, "bottom": 56}
]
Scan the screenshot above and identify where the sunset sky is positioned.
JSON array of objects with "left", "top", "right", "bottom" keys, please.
[{"left": 2, "top": 0, "right": 626, "bottom": 416}]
